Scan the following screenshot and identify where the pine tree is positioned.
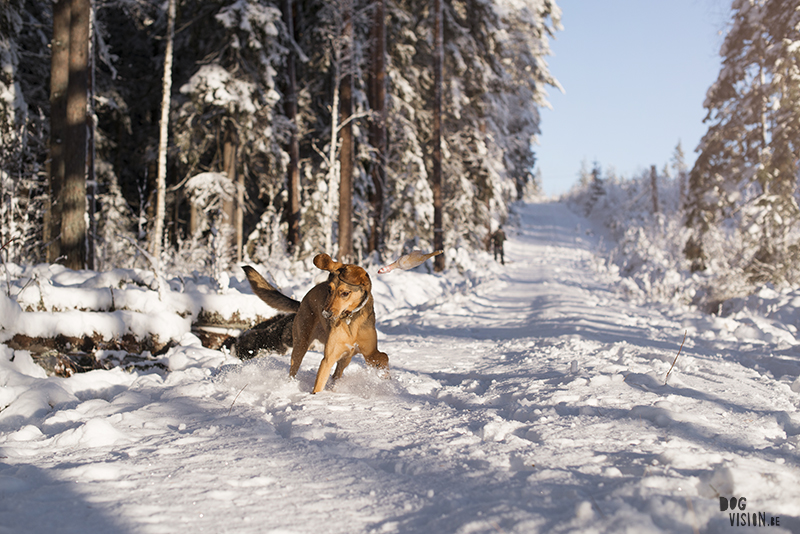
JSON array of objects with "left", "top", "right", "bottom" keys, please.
[
  {"left": 688, "top": 0, "right": 800, "bottom": 286},
  {"left": 338, "top": 0, "right": 355, "bottom": 262},
  {"left": 61, "top": 0, "right": 91, "bottom": 270},
  {"left": 47, "top": 0, "right": 70, "bottom": 263},
  {"left": 367, "top": 0, "right": 387, "bottom": 256},
  {"left": 2, "top": 0, "right": 563, "bottom": 273},
  {"left": 282, "top": 0, "right": 301, "bottom": 254},
  {"left": 431, "top": 0, "right": 444, "bottom": 272},
  {"left": 173, "top": 0, "right": 287, "bottom": 264},
  {"left": 438, "top": 0, "right": 560, "bottom": 253}
]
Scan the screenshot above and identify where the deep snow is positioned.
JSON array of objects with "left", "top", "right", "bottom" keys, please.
[{"left": 1, "top": 201, "right": 800, "bottom": 534}]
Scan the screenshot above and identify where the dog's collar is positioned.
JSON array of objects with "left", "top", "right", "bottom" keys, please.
[
  {"left": 351, "top": 291, "right": 369, "bottom": 316},
  {"left": 343, "top": 290, "right": 370, "bottom": 325}
]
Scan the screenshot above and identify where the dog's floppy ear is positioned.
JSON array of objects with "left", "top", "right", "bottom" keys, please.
[
  {"left": 313, "top": 253, "right": 344, "bottom": 273},
  {"left": 338, "top": 265, "right": 371, "bottom": 290}
]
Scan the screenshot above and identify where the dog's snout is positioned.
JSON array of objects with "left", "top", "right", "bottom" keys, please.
[{"left": 322, "top": 309, "right": 332, "bottom": 319}]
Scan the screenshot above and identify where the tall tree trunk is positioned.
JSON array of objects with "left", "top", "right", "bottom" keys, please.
[
  {"left": 221, "top": 126, "right": 243, "bottom": 264},
  {"left": 189, "top": 203, "right": 199, "bottom": 237},
  {"left": 431, "top": 0, "right": 445, "bottom": 272},
  {"left": 338, "top": 2, "right": 354, "bottom": 262},
  {"left": 152, "top": 0, "right": 176, "bottom": 263},
  {"left": 86, "top": 4, "right": 96, "bottom": 270},
  {"left": 367, "top": 0, "right": 386, "bottom": 256},
  {"left": 236, "top": 171, "right": 244, "bottom": 263},
  {"left": 47, "top": 0, "right": 71, "bottom": 263},
  {"left": 282, "top": 0, "right": 301, "bottom": 254},
  {"left": 650, "top": 165, "right": 659, "bottom": 214},
  {"left": 326, "top": 58, "right": 340, "bottom": 256},
  {"left": 227, "top": 127, "right": 244, "bottom": 263},
  {"left": 62, "top": 0, "right": 90, "bottom": 270}
]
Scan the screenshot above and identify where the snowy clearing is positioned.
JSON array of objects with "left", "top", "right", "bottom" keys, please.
[{"left": 2, "top": 201, "right": 800, "bottom": 534}]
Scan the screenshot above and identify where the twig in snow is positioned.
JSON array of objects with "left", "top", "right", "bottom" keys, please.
[
  {"left": 664, "top": 330, "right": 687, "bottom": 385},
  {"left": 589, "top": 493, "right": 607, "bottom": 519},
  {"left": 227, "top": 384, "right": 248, "bottom": 416}
]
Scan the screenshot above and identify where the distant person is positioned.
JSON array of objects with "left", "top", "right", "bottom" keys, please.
[{"left": 492, "top": 226, "right": 506, "bottom": 265}]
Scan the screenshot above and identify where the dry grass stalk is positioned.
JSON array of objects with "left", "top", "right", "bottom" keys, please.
[{"left": 664, "top": 330, "right": 687, "bottom": 385}]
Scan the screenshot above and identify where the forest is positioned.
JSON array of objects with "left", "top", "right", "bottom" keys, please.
[
  {"left": 4, "top": 0, "right": 800, "bottom": 308},
  {"left": 3, "top": 3, "right": 800, "bottom": 531},
  {"left": 0, "top": 0, "right": 559, "bottom": 276}
]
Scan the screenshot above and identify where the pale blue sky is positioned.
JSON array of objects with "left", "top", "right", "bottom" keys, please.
[{"left": 535, "top": 0, "right": 732, "bottom": 196}]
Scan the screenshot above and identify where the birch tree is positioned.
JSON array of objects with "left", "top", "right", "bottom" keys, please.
[{"left": 151, "top": 0, "right": 176, "bottom": 264}]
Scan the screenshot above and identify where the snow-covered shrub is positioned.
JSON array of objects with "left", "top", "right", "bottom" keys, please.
[
  {"left": 565, "top": 167, "right": 696, "bottom": 305},
  {"left": 0, "top": 1, "right": 51, "bottom": 266}
]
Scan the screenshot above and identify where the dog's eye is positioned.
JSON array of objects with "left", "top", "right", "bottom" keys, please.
[{"left": 340, "top": 290, "right": 351, "bottom": 298}]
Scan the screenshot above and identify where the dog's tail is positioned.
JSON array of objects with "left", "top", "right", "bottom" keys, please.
[{"left": 242, "top": 266, "right": 301, "bottom": 313}]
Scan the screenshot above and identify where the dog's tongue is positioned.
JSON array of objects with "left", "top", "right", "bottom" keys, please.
[{"left": 377, "top": 250, "right": 443, "bottom": 274}]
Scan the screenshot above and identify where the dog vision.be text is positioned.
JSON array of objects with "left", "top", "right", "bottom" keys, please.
[{"left": 720, "top": 497, "right": 781, "bottom": 527}]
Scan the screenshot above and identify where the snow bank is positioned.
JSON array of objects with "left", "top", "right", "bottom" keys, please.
[{"left": 565, "top": 174, "right": 800, "bottom": 348}]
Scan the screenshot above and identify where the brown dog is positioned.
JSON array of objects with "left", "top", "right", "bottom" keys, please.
[{"left": 242, "top": 254, "right": 388, "bottom": 393}]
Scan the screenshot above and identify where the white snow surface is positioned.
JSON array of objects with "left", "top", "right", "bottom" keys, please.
[{"left": 2, "top": 201, "right": 800, "bottom": 533}]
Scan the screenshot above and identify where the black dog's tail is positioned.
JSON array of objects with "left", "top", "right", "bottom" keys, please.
[{"left": 242, "top": 266, "right": 301, "bottom": 313}]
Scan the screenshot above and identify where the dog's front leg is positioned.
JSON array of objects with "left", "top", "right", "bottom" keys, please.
[
  {"left": 312, "top": 339, "right": 353, "bottom": 394},
  {"left": 357, "top": 326, "right": 390, "bottom": 371},
  {"left": 290, "top": 308, "right": 317, "bottom": 377}
]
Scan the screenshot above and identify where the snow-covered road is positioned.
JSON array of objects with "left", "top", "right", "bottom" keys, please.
[{"left": 2, "top": 201, "right": 799, "bottom": 533}]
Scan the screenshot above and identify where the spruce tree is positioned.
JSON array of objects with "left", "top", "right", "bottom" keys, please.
[{"left": 689, "top": 0, "right": 800, "bottom": 286}]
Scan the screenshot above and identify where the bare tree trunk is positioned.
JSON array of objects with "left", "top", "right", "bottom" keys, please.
[
  {"left": 222, "top": 125, "right": 241, "bottom": 262},
  {"left": 326, "top": 56, "right": 340, "bottom": 255},
  {"left": 62, "top": 0, "right": 90, "bottom": 270},
  {"left": 222, "top": 133, "right": 235, "bottom": 222},
  {"left": 189, "top": 203, "right": 199, "bottom": 237},
  {"left": 650, "top": 165, "right": 659, "bottom": 214},
  {"left": 222, "top": 152, "right": 233, "bottom": 224},
  {"left": 47, "top": 0, "right": 71, "bottom": 263},
  {"left": 367, "top": 0, "right": 386, "bottom": 256},
  {"left": 431, "top": 0, "right": 445, "bottom": 272},
  {"left": 338, "top": 2, "right": 354, "bottom": 262},
  {"left": 86, "top": 4, "right": 96, "bottom": 270},
  {"left": 152, "top": 0, "right": 176, "bottom": 264},
  {"left": 282, "top": 0, "right": 301, "bottom": 254},
  {"left": 233, "top": 133, "right": 244, "bottom": 264}
]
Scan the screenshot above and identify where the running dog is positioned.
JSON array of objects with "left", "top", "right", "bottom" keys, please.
[{"left": 240, "top": 254, "right": 389, "bottom": 393}]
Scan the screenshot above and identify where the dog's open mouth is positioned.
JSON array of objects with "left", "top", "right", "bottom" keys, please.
[{"left": 322, "top": 309, "right": 351, "bottom": 324}]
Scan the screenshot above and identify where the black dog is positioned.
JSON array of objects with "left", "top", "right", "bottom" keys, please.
[{"left": 229, "top": 313, "right": 294, "bottom": 360}]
